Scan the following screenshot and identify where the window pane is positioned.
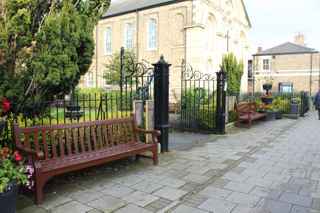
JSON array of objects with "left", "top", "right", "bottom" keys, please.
[
  {"left": 263, "top": 59, "right": 269, "bottom": 70},
  {"left": 105, "top": 28, "right": 112, "bottom": 54},
  {"left": 148, "top": 19, "right": 157, "bottom": 50},
  {"left": 279, "top": 83, "right": 293, "bottom": 93},
  {"left": 87, "top": 72, "right": 94, "bottom": 87},
  {"left": 124, "top": 23, "right": 134, "bottom": 49}
]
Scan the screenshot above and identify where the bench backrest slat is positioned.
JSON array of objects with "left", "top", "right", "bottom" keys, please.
[
  {"left": 24, "top": 132, "right": 30, "bottom": 149},
  {"left": 72, "top": 128, "right": 79, "bottom": 154},
  {"left": 58, "top": 130, "right": 65, "bottom": 158},
  {"left": 14, "top": 117, "right": 139, "bottom": 160},
  {"left": 65, "top": 129, "right": 72, "bottom": 156},
  {"left": 79, "top": 127, "right": 86, "bottom": 153},
  {"left": 50, "top": 130, "right": 58, "bottom": 159},
  {"left": 103, "top": 126, "right": 109, "bottom": 147},
  {"left": 85, "top": 127, "right": 92, "bottom": 152},
  {"left": 235, "top": 102, "right": 257, "bottom": 113},
  {"left": 42, "top": 130, "right": 49, "bottom": 160},
  {"left": 106, "top": 125, "right": 113, "bottom": 147},
  {"left": 91, "top": 126, "right": 98, "bottom": 151}
]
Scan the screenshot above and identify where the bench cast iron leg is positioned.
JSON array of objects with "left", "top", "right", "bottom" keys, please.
[
  {"left": 152, "top": 146, "right": 158, "bottom": 165},
  {"left": 35, "top": 175, "right": 45, "bottom": 205}
]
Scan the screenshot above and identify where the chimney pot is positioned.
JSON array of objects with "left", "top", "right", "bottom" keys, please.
[{"left": 294, "top": 33, "right": 305, "bottom": 46}]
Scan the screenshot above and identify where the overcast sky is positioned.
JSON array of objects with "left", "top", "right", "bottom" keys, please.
[{"left": 245, "top": 0, "right": 320, "bottom": 51}]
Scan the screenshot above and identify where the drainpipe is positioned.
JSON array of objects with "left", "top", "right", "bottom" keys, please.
[
  {"left": 310, "top": 53, "right": 313, "bottom": 95},
  {"left": 95, "top": 25, "right": 99, "bottom": 88},
  {"left": 136, "top": 9, "right": 139, "bottom": 60}
]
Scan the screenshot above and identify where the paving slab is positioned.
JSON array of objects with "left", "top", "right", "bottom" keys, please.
[
  {"left": 172, "top": 204, "right": 208, "bottom": 213},
  {"left": 198, "top": 198, "right": 237, "bottom": 213},
  {"left": 114, "top": 204, "right": 152, "bottom": 213},
  {"left": 131, "top": 181, "right": 164, "bottom": 194},
  {"left": 279, "top": 192, "right": 313, "bottom": 207},
  {"left": 87, "top": 195, "right": 126, "bottom": 212},
  {"left": 101, "top": 184, "right": 134, "bottom": 198},
  {"left": 122, "top": 191, "right": 159, "bottom": 207},
  {"left": 153, "top": 187, "right": 188, "bottom": 201},
  {"left": 70, "top": 189, "right": 105, "bottom": 203},
  {"left": 226, "top": 191, "right": 261, "bottom": 207},
  {"left": 257, "top": 199, "right": 292, "bottom": 213},
  {"left": 51, "top": 201, "right": 92, "bottom": 213},
  {"left": 198, "top": 186, "right": 232, "bottom": 199}
]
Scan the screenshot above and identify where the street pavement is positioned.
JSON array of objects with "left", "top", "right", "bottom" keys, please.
[{"left": 17, "top": 112, "right": 320, "bottom": 213}]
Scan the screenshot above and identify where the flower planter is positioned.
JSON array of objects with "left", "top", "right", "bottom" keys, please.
[
  {"left": 261, "top": 97, "right": 273, "bottom": 105},
  {"left": 263, "top": 83, "right": 272, "bottom": 91},
  {"left": 275, "top": 111, "right": 282, "bottom": 119},
  {"left": 0, "top": 183, "right": 18, "bottom": 213},
  {"left": 266, "top": 111, "right": 276, "bottom": 121}
]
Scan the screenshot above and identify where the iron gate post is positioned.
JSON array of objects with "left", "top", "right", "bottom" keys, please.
[
  {"left": 216, "top": 70, "right": 227, "bottom": 134},
  {"left": 120, "top": 47, "right": 125, "bottom": 111},
  {"left": 153, "top": 56, "right": 171, "bottom": 153}
]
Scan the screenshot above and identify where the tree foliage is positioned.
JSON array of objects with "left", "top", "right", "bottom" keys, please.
[
  {"left": 104, "top": 50, "right": 138, "bottom": 85},
  {"left": 0, "top": 0, "right": 110, "bottom": 117},
  {"left": 220, "top": 53, "right": 244, "bottom": 95}
]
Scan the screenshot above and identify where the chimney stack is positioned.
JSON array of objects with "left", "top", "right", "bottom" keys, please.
[
  {"left": 294, "top": 33, "right": 305, "bottom": 46},
  {"left": 257, "top": 47, "right": 263, "bottom": 53}
]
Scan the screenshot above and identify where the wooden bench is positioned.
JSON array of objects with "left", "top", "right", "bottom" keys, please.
[
  {"left": 235, "top": 102, "right": 267, "bottom": 128},
  {"left": 13, "top": 116, "right": 160, "bottom": 204}
]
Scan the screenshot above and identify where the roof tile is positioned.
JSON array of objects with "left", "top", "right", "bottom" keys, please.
[{"left": 255, "top": 42, "right": 318, "bottom": 56}]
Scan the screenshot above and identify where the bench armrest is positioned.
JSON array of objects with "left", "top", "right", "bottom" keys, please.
[
  {"left": 135, "top": 128, "right": 161, "bottom": 144},
  {"left": 16, "top": 144, "right": 44, "bottom": 160}
]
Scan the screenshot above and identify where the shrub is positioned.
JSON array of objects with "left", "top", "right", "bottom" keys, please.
[
  {"left": 0, "top": 1, "right": 110, "bottom": 118},
  {"left": 197, "top": 105, "right": 215, "bottom": 130},
  {"left": 220, "top": 53, "right": 244, "bottom": 95},
  {"left": 228, "top": 111, "right": 238, "bottom": 123}
]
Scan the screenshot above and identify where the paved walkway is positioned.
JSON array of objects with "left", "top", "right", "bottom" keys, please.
[{"left": 17, "top": 112, "right": 320, "bottom": 213}]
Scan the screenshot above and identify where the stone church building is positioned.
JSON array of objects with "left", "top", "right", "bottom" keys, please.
[{"left": 80, "top": 0, "right": 252, "bottom": 101}]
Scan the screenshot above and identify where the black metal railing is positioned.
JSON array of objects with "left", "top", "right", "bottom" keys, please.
[{"left": 179, "top": 61, "right": 217, "bottom": 132}]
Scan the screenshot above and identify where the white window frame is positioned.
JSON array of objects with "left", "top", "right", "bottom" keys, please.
[
  {"left": 147, "top": 18, "right": 157, "bottom": 51},
  {"left": 263, "top": 59, "right": 270, "bottom": 70},
  {"left": 104, "top": 27, "right": 112, "bottom": 55},
  {"left": 124, "top": 23, "right": 134, "bottom": 49},
  {"left": 87, "top": 72, "right": 94, "bottom": 87},
  {"left": 279, "top": 82, "right": 293, "bottom": 93}
]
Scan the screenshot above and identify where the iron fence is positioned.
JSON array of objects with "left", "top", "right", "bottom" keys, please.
[{"left": 179, "top": 61, "right": 217, "bottom": 132}]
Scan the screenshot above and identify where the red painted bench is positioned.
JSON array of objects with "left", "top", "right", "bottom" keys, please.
[
  {"left": 235, "top": 102, "right": 266, "bottom": 128},
  {"left": 14, "top": 116, "right": 160, "bottom": 204}
]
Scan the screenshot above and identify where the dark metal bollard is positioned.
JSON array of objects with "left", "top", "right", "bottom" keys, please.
[
  {"left": 215, "top": 70, "right": 227, "bottom": 134},
  {"left": 153, "top": 56, "right": 171, "bottom": 153}
]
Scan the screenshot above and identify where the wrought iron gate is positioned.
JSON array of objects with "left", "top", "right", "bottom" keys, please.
[
  {"left": 101, "top": 48, "right": 155, "bottom": 118},
  {"left": 179, "top": 61, "right": 218, "bottom": 132}
]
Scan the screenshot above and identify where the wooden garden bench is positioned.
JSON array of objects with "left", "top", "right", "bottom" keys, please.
[
  {"left": 235, "top": 102, "right": 266, "bottom": 128},
  {"left": 13, "top": 116, "right": 160, "bottom": 204}
]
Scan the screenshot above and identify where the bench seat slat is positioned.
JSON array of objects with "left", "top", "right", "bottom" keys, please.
[{"left": 40, "top": 142, "right": 153, "bottom": 172}]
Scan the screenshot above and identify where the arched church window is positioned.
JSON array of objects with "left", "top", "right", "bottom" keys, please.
[
  {"left": 173, "top": 13, "right": 185, "bottom": 46},
  {"left": 207, "top": 14, "right": 217, "bottom": 51}
]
